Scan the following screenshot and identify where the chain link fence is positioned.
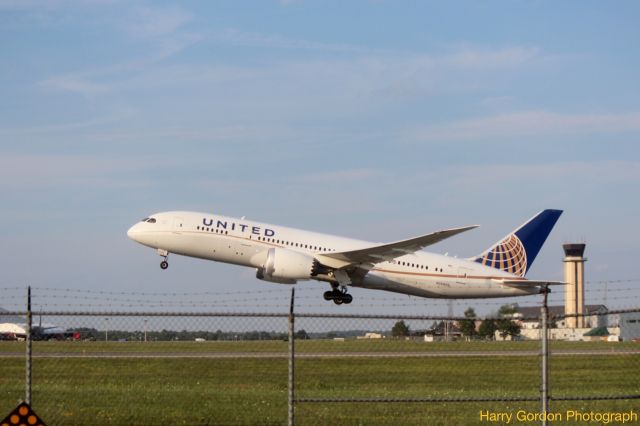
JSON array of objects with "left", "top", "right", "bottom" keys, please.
[{"left": 1, "top": 286, "right": 640, "bottom": 425}]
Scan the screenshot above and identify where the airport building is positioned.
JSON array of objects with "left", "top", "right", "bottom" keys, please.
[
  {"left": 563, "top": 243, "right": 587, "bottom": 328},
  {"left": 512, "top": 243, "right": 639, "bottom": 341},
  {"left": 619, "top": 312, "right": 640, "bottom": 342},
  {"left": 513, "top": 304, "right": 613, "bottom": 341}
]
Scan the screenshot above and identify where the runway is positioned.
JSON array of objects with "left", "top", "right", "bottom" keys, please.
[{"left": 1, "top": 349, "right": 639, "bottom": 359}]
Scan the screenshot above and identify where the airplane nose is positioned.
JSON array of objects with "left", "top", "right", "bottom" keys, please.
[{"left": 127, "top": 224, "right": 139, "bottom": 241}]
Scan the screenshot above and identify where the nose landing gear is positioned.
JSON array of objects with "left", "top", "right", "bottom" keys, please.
[{"left": 157, "top": 249, "right": 169, "bottom": 270}]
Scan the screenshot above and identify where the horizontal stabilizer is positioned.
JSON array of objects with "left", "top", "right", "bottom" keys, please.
[{"left": 492, "top": 279, "right": 566, "bottom": 287}]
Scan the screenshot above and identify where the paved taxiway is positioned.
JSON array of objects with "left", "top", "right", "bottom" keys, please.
[{"left": 1, "top": 349, "right": 639, "bottom": 358}]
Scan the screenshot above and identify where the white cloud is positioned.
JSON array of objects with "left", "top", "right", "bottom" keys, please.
[
  {"left": 299, "top": 168, "right": 379, "bottom": 184},
  {"left": 480, "top": 96, "right": 515, "bottom": 109},
  {"left": 444, "top": 46, "right": 543, "bottom": 69},
  {"left": 208, "top": 28, "right": 372, "bottom": 53},
  {"left": 205, "top": 29, "right": 547, "bottom": 70},
  {"left": 126, "top": 5, "right": 192, "bottom": 39},
  {"left": 39, "top": 74, "right": 110, "bottom": 95},
  {"left": 0, "top": 110, "right": 135, "bottom": 134},
  {"left": 451, "top": 160, "right": 640, "bottom": 186},
  {"left": 0, "top": 153, "right": 170, "bottom": 189},
  {"left": 410, "top": 111, "right": 640, "bottom": 142},
  {"left": 37, "top": 34, "right": 202, "bottom": 96}
]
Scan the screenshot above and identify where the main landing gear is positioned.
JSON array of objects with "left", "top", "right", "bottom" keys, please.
[
  {"left": 323, "top": 286, "right": 353, "bottom": 305},
  {"left": 158, "top": 249, "right": 169, "bottom": 270}
]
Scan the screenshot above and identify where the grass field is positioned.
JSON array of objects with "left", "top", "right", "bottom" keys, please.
[
  {"left": 1, "top": 340, "right": 639, "bottom": 425},
  {"left": 1, "top": 339, "right": 639, "bottom": 353}
]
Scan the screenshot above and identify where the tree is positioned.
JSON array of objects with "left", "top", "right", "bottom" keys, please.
[
  {"left": 391, "top": 320, "right": 410, "bottom": 337},
  {"left": 496, "top": 304, "right": 521, "bottom": 340},
  {"left": 294, "top": 329, "right": 309, "bottom": 340},
  {"left": 459, "top": 307, "right": 477, "bottom": 340},
  {"left": 478, "top": 319, "right": 497, "bottom": 340}
]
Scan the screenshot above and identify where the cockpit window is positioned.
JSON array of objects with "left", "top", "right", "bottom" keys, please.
[
  {"left": 141, "top": 217, "right": 149, "bottom": 222},
  {"left": 146, "top": 218, "right": 157, "bottom": 223}
]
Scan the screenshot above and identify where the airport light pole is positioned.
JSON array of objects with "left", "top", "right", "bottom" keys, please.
[
  {"left": 541, "top": 285, "right": 550, "bottom": 424},
  {"left": 288, "top": 288, "right": 295, "bottom": 426},
  {"left": 26, "top": 286, "right": 32, "bottom": 405},
  {"left": 104, "top": 318, "right": 108, "bottom": 342}
]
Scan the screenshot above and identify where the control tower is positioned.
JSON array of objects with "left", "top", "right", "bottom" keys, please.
[{"left": 563, "top": 243, "right": 586, "bottom": 328}]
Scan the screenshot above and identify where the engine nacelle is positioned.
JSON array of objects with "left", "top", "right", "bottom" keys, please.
[{"left": 256, "top": 248, "right": 317, "bottom": 284}]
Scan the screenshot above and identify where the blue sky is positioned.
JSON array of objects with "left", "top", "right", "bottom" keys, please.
[{"left": 1, "top": 1, "right": 639, "bottom": 314}]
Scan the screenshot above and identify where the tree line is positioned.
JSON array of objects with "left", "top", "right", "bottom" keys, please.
[{"left": 391, "top": 304, "right": 522, "bottom": 340}]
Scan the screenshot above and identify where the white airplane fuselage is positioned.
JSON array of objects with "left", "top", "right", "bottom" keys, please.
[{"left": 128, "top": 211, "right": 539, "bottom": 299}]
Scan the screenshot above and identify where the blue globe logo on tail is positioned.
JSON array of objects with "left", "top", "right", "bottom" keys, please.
[
  {"left": 477, "top": 234, "right": 527, "bottom": 277},
  {"left": 473, "top": 209, "right": 562, "bottom": 277}
]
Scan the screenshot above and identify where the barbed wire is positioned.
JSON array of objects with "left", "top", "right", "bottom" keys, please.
[
  {"left": 2, "top": 283, "right": 639, "bottom": 313},
  {"left": 28, "top": 303, "right": 291, "bottom": 309},
  {"left": 18, "top": 297, "right": 639, "bottom": 312},
  {"left": 1, "top": 278, "right": 638, "bottom": 296},
  {"left": 21, "top": 285, "right": 640, "bottom": 303},
  {"left": 30, "top": 294, "right": 311, "bottom": 304},
  {"left": 57, "top": 290, "right": 640, "bottom": 301},
  {"left": 585, "top": 279, "right": 640, "bottom": 285},
  {"left": 30, "top": 286, "right": 305, "bottom": 297}
]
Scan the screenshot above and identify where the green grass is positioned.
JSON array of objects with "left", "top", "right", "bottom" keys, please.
[
  {"left": 1, "top": 340, "right": 639, "bottom": 425},
  {"left": 1, "top": 339, "right": 639, "bottom": 354}
]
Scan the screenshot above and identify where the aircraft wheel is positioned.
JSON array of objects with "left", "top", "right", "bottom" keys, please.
[
  {"left": 342, "top": 294, "right": 353, "bottom": 304},
  {"left": 333, "top": 297, "right": 343, "bottom": 305},
  {"left": 323, "top": 291, "right": 333, "bottom": 301},
  {"left": 160, "top": 261, "right": 169, "bottom": 270}
]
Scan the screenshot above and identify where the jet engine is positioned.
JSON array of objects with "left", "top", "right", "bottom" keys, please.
[{"left": 256, "top": 248, "right": 326, "bottom": 284}]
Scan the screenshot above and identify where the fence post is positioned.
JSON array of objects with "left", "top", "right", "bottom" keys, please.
[
  {"left": 26, "top": 285, "right": 32, "bottom": 405},
  {"left": 540, "top": 286, "right": 549, "bottom": 425},
  {"left": 288, "top": 287, "right": 296, "bottom": 426}
]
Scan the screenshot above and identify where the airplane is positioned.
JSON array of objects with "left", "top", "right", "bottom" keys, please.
[
  {"left": 0, "top": 317, "right": 75, "bottom": 341},
  {"left": 127, "top": 209, "right": 563, "bottom": 304}
]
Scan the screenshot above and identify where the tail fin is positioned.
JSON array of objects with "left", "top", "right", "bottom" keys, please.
[{"left": 472, "top": 209, "right": 562, "bottom": 276}]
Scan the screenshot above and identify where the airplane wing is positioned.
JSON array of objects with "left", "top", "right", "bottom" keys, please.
[
  {"left": 493, "top": 279, "right": 566, "bottom": 287},
  {"left": 318, "top": 225, "right": 478, "bottom": 267}
]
